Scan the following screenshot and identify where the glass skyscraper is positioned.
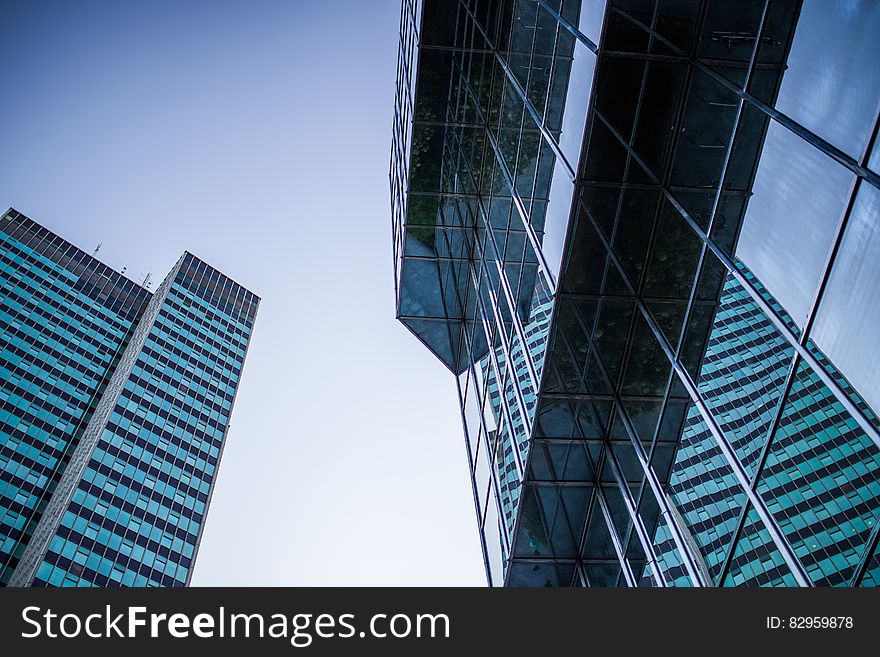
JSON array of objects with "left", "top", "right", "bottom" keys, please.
[
  {"left": 0, "top": 208, "right": 258, "bottom": 587},
  {"left": 391, "top": 0, "right": 880, "bottom": 586}
]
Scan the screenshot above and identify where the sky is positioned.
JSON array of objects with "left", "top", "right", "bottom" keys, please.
[{"left": 0, "top": 0, "right": 485, "bottom": 586}]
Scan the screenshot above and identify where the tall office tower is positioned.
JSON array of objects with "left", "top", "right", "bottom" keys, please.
[
  {"left": 0, "top": 209, "right": 258, "bottom": 587},
  {"left": 391, "top": 0, "right": 880, "bottom": 586}
]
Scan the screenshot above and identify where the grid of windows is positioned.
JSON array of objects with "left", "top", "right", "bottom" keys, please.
[
  {"left": 0, "top": 210, "right": 150, "bottom": 585},
  {"left": 395, "top": 0, "right": 880, "bottom": 586},
  {"left": 392, "top": 0, "right": 603, "bottom": 584},
  {"left": 654, "top": 272, "right": 880, "bottom": 587},
  {"left": 0, "top": 211, "right": 258, "bottom": 587}
]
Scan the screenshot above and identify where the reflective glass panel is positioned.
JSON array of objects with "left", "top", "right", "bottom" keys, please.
[
  {"left": 735, "top": 121, "right": 853, "bottom": 327},
  {"left": 812, "top": 182, "right": 880, "bottom": 418},
  {"left": 756, "top": 359, "right": 880, "bottom": 586},
  {"left": 772, "top": 0, "right": 880, "bottom": 159}
]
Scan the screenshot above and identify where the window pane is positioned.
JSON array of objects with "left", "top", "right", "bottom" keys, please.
[
  {"left": 735, "top": 121, "right": 853, "bottom": 328},
  {"left": 770, "top": 0, "right": 880, "bottom": 158},
  {"left": 811, "top": 182, "right": 880, "bottom": 418},
  {"left": 755, "top": 359, "right": 880, "bottom": 586}
]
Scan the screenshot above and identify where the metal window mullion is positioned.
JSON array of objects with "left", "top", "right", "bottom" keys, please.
[
  {"left": 453, "top": 61, "right": 559, "bottom": 289},
  {"left": 470, "top": 228, "right": 537, "bottom": 442},
  {"left": 571, "top": 182, "right": 813, "bottom": 585},
  {"left": 566, "top": 303, "right": 709, "bottom": 587},
  {"left": 599, "top": 430, "right": 668, "bottom": 587},
  {"left": 476, "top": 212, "right": 541, "bottom": 397},
  {"left": 607, "top": 3, "right": 880, "bottom": 191},
  {"left": 502, "top": 352, "right": 576, "bottom": 585},
  {"left": 456, "top": 366, "right": 499, "bottom": 586},
  {"left": 594, "top": 482, "right": 638, "bottom": 587},
  {"left": 850, "top": 519, "right": 880, "bottom": 587},
  {"left": 537, "top": 413, "right": 610, "bottom": 587},
  {"left": 615, "top": 400, "right": 711, "bottom": 586},
  {"left": 636, "top": 297, "right": 813, "bottom": 587},
  {"left": 553, "top": 327, "right": 664, "bottom": 587},
  {"left": 573, "top": 486, "right": 602, "bottom": 586},
  {"left": 716, "top": 351, "right": 803, "bottom": 585},
  {"left": 448, "top": 117, "right": 548, "bottom": 399},
  {"left": 592, "top": 107, "right": 880, "bottom": 452},
  {"left": 534, "top": 0, "right": 599, "bottom": 53},
  {"left": 673, "top": 89, "right": 751, "bottom": 355},
  {"left": 459, "top": 0, "right": 579, "bottom": 179},
  {"left": 468, "top": 265, "right": 527, "bottom": 481}
]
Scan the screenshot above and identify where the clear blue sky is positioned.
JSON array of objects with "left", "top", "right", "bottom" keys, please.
[{"left": 0, "top": 0, "right": 485, "bottom": 585}]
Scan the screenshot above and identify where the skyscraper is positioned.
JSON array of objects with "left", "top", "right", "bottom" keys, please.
[
  {"left": 391, "top": 0, "right": 880, "bottom": 586},
  {"left": 0, "top": 208, "right": 258, "bottom": 587}
]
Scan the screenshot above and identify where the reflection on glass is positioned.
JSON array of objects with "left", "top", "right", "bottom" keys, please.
[
  {"left": 870, "top": 134, "right": 880, "bottom": 174},
  {"left": 541, "top": 157, "right": 575, "bottom": 279},
  {"left": 860, "top": 542, "right": 880, "bottom": 586},
  {"left": 812, "top": 182, "right": 880, "bottom": 417},
  {"left": 735, "top": 121, "right": 853, "bottom": 328},
  {"left": 473, "top": 427, "right": 492, "bottom": 521},
  {"left": 558, "top": 39, "right": 596, "bottom": 170},
  {"left": 461, "top": 367, "right": 482, "bottom": 464},
  {"left": 691, "top": 271, "right": 796, "bottom": 476},
  {"left": 578, "top": 0, "right": 606, "bottom": 45},
  {"left": 657, "top": 406, "right": 749, "bottom": 583},
  {"left": 756, "top": 359, "right": 880, "bottom": 586},
  {"left": 773, "top": 0, "right": 880, "bottom": 158},
  {"left": 650, "top": 513, "right": 693, "bottom": 586},
  {"left": 722, "top": 505, "right": 799, "bottom": 587},
  {"left": 483, "top": 479, "right": 506, "bottom": 586}
]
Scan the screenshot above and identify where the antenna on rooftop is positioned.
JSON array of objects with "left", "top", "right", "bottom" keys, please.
[
  {"left": 142, "top": 272, "right": 152, "bottom": 289},
  {"left": 93, "top": 243, "right": 102, "bottom": 255}
]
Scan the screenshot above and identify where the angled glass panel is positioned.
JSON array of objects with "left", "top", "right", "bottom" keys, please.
[
  {"left": 577, "top": 0, "right": 607, "bottom": 46},
  {"left": 767, "top": 0, "right": 880, "bottom": 159},
  {"left": 513, "top": 483, "right": 551, "bottom": 558},
  {"left": 555, "top": 484, "right": 591, "bottom": 558},
  {"left": 811, "top": 182, "right": 880, "bottom": 420},
  {"left": 735, "top": 121, "right": 853, "bottom": 328},
  {"left": 650, "top": 512, "right": 694, "bottom": 587},
  {"left": 644, "top": 198, "right": 703, "bottom": 309},
  {"left": 592, "top": 299, "right": 636, "bottom": 389},
  {"left": 669, "top": 67, "right": 739, "bottom": 191},
  {"left": 593, "top": 55, "right": 646, "bottom": 146},
  {"left": 620, "top": 313, "right": 671, "bottom": 399},
  {"left": 859, "top": 539, "right": 880, "bottom": 587},
  {"left": 581, "top": 488, "right": 616, "bottom": 564},
  {"left": 689, "top": 269, "right": 796, "bottom": 475},
  {"left": 695, "top": 0, "right": 764, "bottom": 88},
  {"left": 483, "top": 479, "right": 507, "bottom": 586},
  {"left": 722, "top": 504, "right": 799, "bottom": 587},
  {"left": 584, "top": 561, "right": 621, "bottom": 587},
  {"left": 632, "top": 62, "right": 687, "bottom": 178},
  {"left": 612, "top": 188, "right": 661, "bottom": 291},
  {"left": 660, "top": 406, "right": 749, "bottom": 583},
  {"left": 755, "top": 359, "right": 880, "bottom": 586}
]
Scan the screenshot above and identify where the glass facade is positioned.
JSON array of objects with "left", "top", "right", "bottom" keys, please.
[
  {"left": 392, "top": 0, "right": 880, "bottom": 586},
  {"left": 0, "top": 209, "right": 258, "bottom": 587},
  {"left": 392, "top": 0, "right": 604, "bottom": 584},
  {"left": 653, "top": 270, "right": 880, "bottom": 587}
]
